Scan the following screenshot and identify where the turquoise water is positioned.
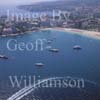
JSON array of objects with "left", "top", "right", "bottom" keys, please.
[{"left": 0, "top": 30, "right": 100, "bottom": 86}]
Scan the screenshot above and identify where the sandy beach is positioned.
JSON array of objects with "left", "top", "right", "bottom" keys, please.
[
  {"left": 44, "top": 27, "right": 100, "bottom": 40},
  {"left": 1, "top": 27, "right": 100, "bottom": 40}
]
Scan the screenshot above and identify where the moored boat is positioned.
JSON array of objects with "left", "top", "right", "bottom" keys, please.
[
  {"left": 0, "top": 55, "right": 8, "bottom": 59},
  {"left": 35, "top": 63, "right": 44, "bottom": 67},
  {"left": 73, "top": 45, "right": 82, "bottom": 50},
  {"left": 49, "top": 48, "right": 59, "bottom": 52}
]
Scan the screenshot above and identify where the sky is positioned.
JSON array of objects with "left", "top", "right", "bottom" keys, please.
[{"left": 0, "top": 0, "right": 56, "bottom": 6}]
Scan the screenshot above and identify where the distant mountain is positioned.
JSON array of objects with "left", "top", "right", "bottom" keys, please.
[{"left": 18, "top": 0, "right": 100, "bottom": 12}]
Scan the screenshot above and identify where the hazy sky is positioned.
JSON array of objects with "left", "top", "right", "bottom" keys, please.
[{"left": 0, "top": 0, "right": 55, "bottom": 6}]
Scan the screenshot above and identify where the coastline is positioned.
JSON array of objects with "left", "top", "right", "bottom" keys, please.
[
  {"left": 1, "top": 27, "right": 100, "bottom": 40},
  {"left": 0, "top": 30, "right": 39, "bottom": 38},
  {"left": 43, "top": 27, "right": 100, "bottom": 40}
]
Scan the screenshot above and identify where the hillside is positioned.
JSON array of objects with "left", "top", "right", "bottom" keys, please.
[{"left": 18, "top": 0, "right": 100, "bottom": 12}]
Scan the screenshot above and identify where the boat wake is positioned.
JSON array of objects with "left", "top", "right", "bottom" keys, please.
[{"left": 7, "top": 77, "right": 100, "bottom": 100}]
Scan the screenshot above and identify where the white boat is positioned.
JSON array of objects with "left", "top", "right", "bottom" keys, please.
[
  {"left": 49, "top": 49, "right": 59, "bottom": 52},
  {"left": 35, "top": 63, "right": 44, "bottom": 67},
  {"left": 73, "top": 45, "right": 82, "bottom": 50},
  {"left": 0, "top": 55, "right": 8, "bottom": 59}
]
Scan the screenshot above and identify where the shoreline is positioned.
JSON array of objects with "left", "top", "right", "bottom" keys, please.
[
  {"left": 0, "top": 30, "right": 39, "bottom": 38},
  {"left": 0, "top": 27, "right": 100, "bottom": 40},
  {"left": 44, "top": 27, "right": 100, "bottom": 40}
]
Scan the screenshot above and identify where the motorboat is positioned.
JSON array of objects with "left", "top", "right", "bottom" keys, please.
[
  {"left": 73, "top": 45, "right": 82, "bottom": 50},
  {"left": 35, "top": 63, "right": 44, "bottom": 67},
  {"left": 49, "top": 48, "right": 59, "bottom": 52},
  {"left": 0, "top": 55, "right": 8, "bottom": 59}
]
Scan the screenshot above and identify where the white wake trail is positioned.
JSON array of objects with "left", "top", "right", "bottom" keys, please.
[{"left": 7, "top": 77, "right": 63, "bottom": 100}]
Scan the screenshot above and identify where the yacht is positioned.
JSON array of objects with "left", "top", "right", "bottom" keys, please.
[
  {"left": 49, "top": 48, "right": 59, "bottom": 52},
  {"left": 0, "top": 55, "right": 8, "bottom": 59},
  {"left": 35, "top": 63, "right": 44, "bottom": 67},
  {"left": 73, "top": 45, "right": 82, "bottom": 50}
]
